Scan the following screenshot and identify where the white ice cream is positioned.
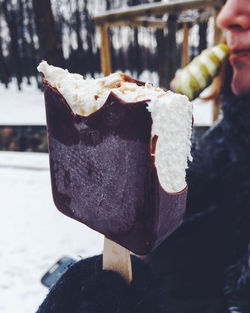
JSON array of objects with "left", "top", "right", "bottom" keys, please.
[{"left": 38, "top": 61, "right": 192, "bottom": 193}]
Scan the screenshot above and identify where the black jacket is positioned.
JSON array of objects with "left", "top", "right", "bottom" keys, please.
[
  {"left": 37, "top": 255, "right": 170, "bottom": 313},
  {"left": 148, "top": 86, "right": 250, "bottom": 313}
]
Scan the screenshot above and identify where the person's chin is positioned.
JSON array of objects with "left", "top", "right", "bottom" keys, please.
[{"left": 231, "top": 65, "right": 250, "bottom": 96}]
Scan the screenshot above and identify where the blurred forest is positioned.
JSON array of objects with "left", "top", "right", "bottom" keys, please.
[{"left": 0, "top": 0, "right": 209, "bottom": 90}]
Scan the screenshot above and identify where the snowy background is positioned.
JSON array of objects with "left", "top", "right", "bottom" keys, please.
[
  {"left": 0, "top": 76, "right": 212, "bottom": 313},
  {"left": 0, "top": 75, "right": 213, "bottom": 126}
]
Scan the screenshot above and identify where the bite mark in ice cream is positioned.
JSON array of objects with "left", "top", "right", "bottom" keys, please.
[{"left": 38, "top": 61, "right": 192, "bottom": 193}]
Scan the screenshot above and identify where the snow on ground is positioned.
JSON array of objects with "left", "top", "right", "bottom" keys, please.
[
  {"left": 0, "top": 78, "right": 46, "bottom": 126},
  {"left": 0, "top": 151, "right": 103, "bottom": 313},
  {"left": 0, "top": 75, "right": 213, "bottom": 127}
]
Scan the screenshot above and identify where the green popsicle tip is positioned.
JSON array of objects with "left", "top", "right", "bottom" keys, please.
[{"left": 171, "top": 44, "right": 230, "bottom": 100}]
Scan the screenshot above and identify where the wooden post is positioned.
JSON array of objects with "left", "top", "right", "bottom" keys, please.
[
  {"left": 181, "top": 22, "right": 189, "bottom": 68},
  {"left": 213, "top": 98, "right": 221, "bottom": 123},
  {"left": 213, "top": 8, "right": 223, "bottom": 45},
  {"left": 103, "top": 237, "right": 132, "bottom": 284},
  {"left": 99, "top": 24, "right": 112, "bottom": 76}
]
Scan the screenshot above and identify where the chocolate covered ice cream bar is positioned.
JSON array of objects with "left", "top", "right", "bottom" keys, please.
[{"left": 38, "top": 61, "right": 193, "bottom": 255}]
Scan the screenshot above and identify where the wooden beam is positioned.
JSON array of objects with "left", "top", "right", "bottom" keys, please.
[
  {"left": 100, "top": 9, "right": 213, "bottom": 30},
  {"left": 110, "top": 17, "right": 166, "bottom": 29},
  {"left": 99, "top": 24, "right": 112, "bottom": 76},
  {"left": 181, "top": 23, "right": 189, "bottom": 68},
  {"left": 94, "top": 0, "right": 223, "bottom": 26},
  {"left": 105, "top": 11, "right": 212, "bottom": 30}
]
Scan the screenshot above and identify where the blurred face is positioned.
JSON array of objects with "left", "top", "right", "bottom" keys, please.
[{"left": 217, "top": 0, "right": 250, "bottom": 96}]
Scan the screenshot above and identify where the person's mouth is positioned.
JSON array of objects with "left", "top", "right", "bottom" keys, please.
[{"left": 229, "top": 49, "right": 250, "bottom": 63}]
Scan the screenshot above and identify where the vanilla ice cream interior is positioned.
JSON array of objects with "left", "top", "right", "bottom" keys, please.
[{"left": 38, "top": 61, "right": 192, "bottom": 193}]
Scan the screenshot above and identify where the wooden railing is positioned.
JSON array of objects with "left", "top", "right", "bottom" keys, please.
[{"left": 94, "top": 0, "right": 224, "bottom": 84}]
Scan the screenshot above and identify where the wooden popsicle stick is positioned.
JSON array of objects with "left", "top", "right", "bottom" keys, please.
[{"left": 103, "top": 236, "right": 132, "bottom": 284}]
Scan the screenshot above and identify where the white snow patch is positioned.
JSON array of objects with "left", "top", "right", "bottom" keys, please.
[
  {"left": 0, "top": 151, "right": 103, "bottom": 313},
  {"left": 0, "top": 78, "right": 45, "bottom": 125}
]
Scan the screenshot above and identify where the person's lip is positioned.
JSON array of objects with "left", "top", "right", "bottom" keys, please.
[{"left": 229, "top": 49, "right": 250, "bottom": 63}]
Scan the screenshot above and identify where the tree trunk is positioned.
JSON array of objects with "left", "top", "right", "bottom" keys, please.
[
  {"left": 19, "top": 0, "right": 32, "bottom": 84},
  {"left": 32, "top": 0, "right": 64, "bottom": 67},
  {"left": 83, "top": 0, "right": 96, "bottom": 75},
  {"left": 75, "top": 0, "right": 83, "bottom": 51},
  {"left": 198, "top": 20, "right": 208, "bottom": 54},
  {"left": 0, "top": 22, "right": 10, "bottom": 87},
  {"left": 2, "top": 0, "right": 22, "bottom": 89},
  {"left": 157, "top": 14, "right": 177, "bottom": 89},
  {"left": 26, "top": 0, "right": 40, "bottom": 87}
]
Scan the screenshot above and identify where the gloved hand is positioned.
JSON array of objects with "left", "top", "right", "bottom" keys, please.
[{"left": 36, "top": 254, "right": 170, "bottom": 313}]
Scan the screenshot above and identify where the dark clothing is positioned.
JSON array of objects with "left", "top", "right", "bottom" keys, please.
[
  {"left": 147, "top": 89, "right": 250, "bottom": 313},
  {"left": 37, "top": 255, "right": 170, "bottom": 313}
]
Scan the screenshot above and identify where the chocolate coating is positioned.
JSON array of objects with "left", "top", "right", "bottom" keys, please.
[{"left": 43, "top": 80, "right": 187, "bottom": 255}]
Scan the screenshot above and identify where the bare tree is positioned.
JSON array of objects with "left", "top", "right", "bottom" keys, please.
[
  {"left": 1, "top": 0, "right": 23, "bottom": 89},
  {"left": 198, "top": 19, "right": 208, "bottom": 54},
  {"left": 26, "top": 0, "right": 40, "bottom": 86},
  {"left": 32, "top": 0, "right": 64, "bottom": 66},
  {"left": 83, "top": 0, "right": 97, "bottom": 76},
  {"left": 18, "top": 0, "right": 32, "bottom": 84},
  {"left": 75, "top": 0, "right": 83, "bottom": 51},
  {"left": 0, "top": 15, "right": 10, "bottom": 87},
  {"left": 154, "top": 0, "right": 178, "bottom": 88}
]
